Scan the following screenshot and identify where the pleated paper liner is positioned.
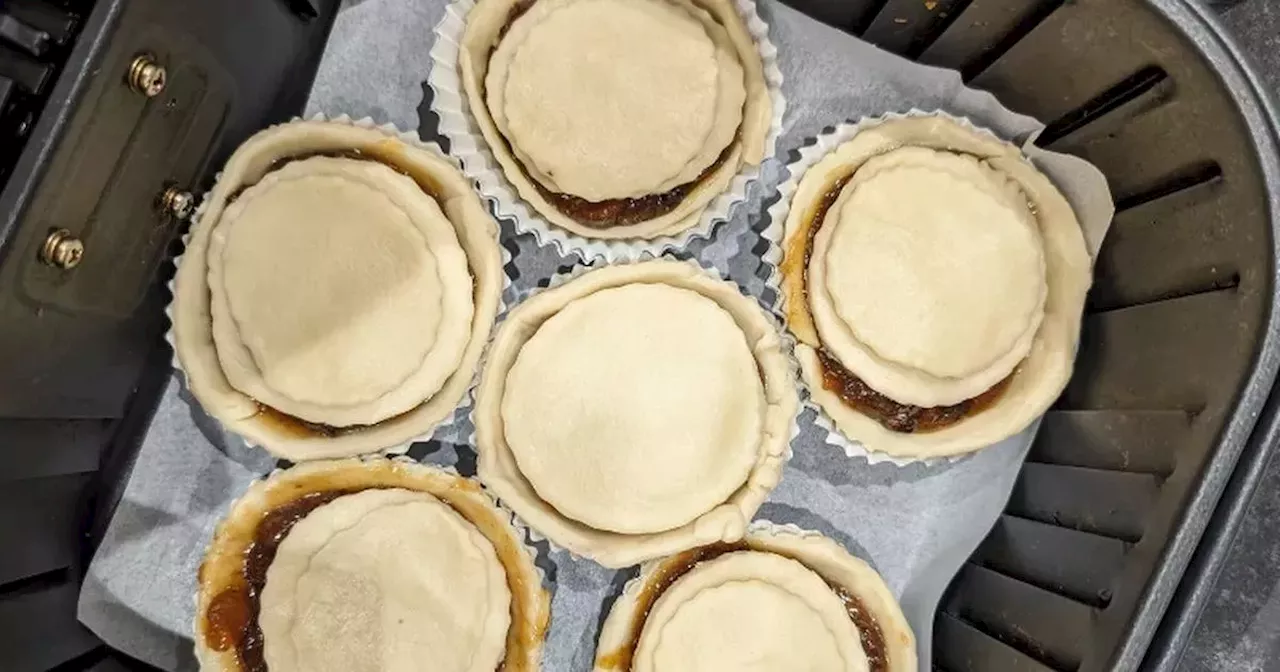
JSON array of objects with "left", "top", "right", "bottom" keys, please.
[
  {"left": 192, "top": 456, "right": 553, "bottom": 672},
  {"left": 427, "top": 0, "right": 786, "bottom": 263},
  {"left": 758, "top": 110, "right": 1114, "bottom": 467},
  {"left": 592, "top": 519, "right": 917, "bottom": 672},
  {"left": 468, "top": 256, "right": 803, "bottom": 566},
  {"left": 166, "top": 114, "right": 513, "bottom": 463}
]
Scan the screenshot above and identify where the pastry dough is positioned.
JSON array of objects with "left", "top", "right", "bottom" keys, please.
[
  {"left": 172, "top": 121, "right": 504, "bottom": 461},
  {"left": 459, "top": 0, "right": 770, "bottom": 239},
  {"left": 259, "top": 489, "right": 510, "bottom": 672},
  {"left": 207, "top": 156, "right": 474, "bottom": 427},
  {"left": 808, "top": 147, "right": 1046, "bottom": 407},
  {"left": 501, "top": 283, "right": 763, "bottom": 535},
  {"left": 194, "top": 459, "right": 550, "bottom": 672},
  {"left": 635, "top": 552, "right": 868, "bottom": 672},
  {"left": 476, "top": 260, "right": 798, "bottom": 567},
  {"left": 494, "top": 0, "right": 712, "bottom": 199},
  {"left": 593, "top": 524, "right": 917, "bottom": 672},
  {"left": 778, "top": 116, "right": 1092, "bottom": 459}
]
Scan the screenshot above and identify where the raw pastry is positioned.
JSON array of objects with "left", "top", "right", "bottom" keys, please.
[
  {"left": 208, "top": 156, "right": 473, "bottom": 426},
  {"left": 194, "top": 458, "right": 550, "bottom": 672},
  {"left": 593, "top": 523, "right": 917, "bottom": 672},
  {"left": 501, "top": 283, "right": 763, "bottom": 535},
  {"left": 172, "top": 120, "right": 504, "bottom": 461},
  {"left": 458, "top": 0, "right": 771, "bottom": 239},
  {"left": 475, "top": 260, "right": 798, "bottom": 567},
  {"left": 778, "top": 115, "right": 1092, "bottom": 459}
]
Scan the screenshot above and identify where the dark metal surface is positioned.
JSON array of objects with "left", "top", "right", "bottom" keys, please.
[
  {"left": 1152, "top": 6, "right": 1280, "bottom": 671},
  {"left": 1110, "top": 3, "right": 1280, "bottom": 669}
]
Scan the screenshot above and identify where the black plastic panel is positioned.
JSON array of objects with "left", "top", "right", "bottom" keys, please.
[
  {"left": 0, "top": 0, "right": 343, "bottom": 669},
  {"left": 0, "top": 0, "right": 340, "bottom": 420},
  {"left": 0, "top": 475, "right": 91, "bottom": 586},
  {"left": 21, "top": 31, "right": 231, "bottom": 317},
  {"left": 0, "top": 419, "right": 111, "bottom": 481},
  {"left": 0, "top": 574, "right": 100, "bottom": 671}
]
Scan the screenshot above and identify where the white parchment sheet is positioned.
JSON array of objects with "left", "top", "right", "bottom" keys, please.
[{"left": 77, "top": 0, "right": 1112, "bottom": 669}]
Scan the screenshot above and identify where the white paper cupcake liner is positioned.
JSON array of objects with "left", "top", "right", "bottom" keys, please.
[
  {"left": 192, "top": 455, "right": 552, "bottom": 672},
  {"left": 468, "top": 255, "right": 802, "bottom": 560},
  {"left": 427, "top": 0, "right": 787, "bottom": 263},
  {"left": 759, "top": 109, "right": 1088, "bottom": 468},
  {"left": 605, "top": 520, "right": 816, "bottom": 605},
  {"left": 594, "top": 519, "right": 907, "bottom": 670},
  {"left": 166, "top": 113, "right": 512, "bottom": 463}
]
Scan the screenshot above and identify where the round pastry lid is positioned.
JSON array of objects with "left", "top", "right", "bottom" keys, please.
[
  {"left": 635, "top": 552, "right": 868, "bottom": 671},
  {"left": 171, "top": 119, "right": 506, "bottom": 461},
  {"left": 475, "top": 260, "right": 798, "bottom": 568},
  {"left": 501, "top": 282, "right": 763, "bottom": 535},
  {"left": 194, "top": 459, "right": 550, "bottom": 672},
  {"left": 487, "top": 0, "right": 745, "bottom": 201},
  {"left": 457, "top": 0, "right": 773, "bottom": 239},
  {"left": 777, "top": 115, "right": 1093, "bottom": 459},
  {"left": 208, "top": 155, "right": 475, "bottom": 427},
  {"left": 808, "top": 146, "right": 1047, "bottom": 408},
  {"left": 259, "top": 489, "right": 510, "bottom": 672},
  {"left": 593, "top": 524, "right": 918, "bottom": 672}
]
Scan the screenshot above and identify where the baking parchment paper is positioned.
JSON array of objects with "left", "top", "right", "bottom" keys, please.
[{"left": 77, "top": 0, "right": 1113, "bottom": 668}]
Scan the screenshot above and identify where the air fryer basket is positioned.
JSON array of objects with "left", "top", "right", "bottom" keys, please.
[
  {"left": 774, "top": 0, "right": 1280, "bottom": 670},
  {"left": 3, "top": 0, "right": 1276, "bottom": 671}
]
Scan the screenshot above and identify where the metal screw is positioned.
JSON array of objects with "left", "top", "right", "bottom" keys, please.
[
  {"left": 40, "top": 229, "right": 84, "bottom": 270},
  {"left": 127, "top": 54, "right": 166, "bottom": 97},
  {"left": 159, "top": 186, "right": 195, "bottom": 220}
]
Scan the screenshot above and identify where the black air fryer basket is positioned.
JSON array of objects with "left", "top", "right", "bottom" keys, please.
[{"left": 0, "top": 0, "right": 1277, "bottom": 670}]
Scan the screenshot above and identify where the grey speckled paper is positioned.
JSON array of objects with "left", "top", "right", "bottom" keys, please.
[{"left": 78, "top": 0, "right": 1111, "bottom": 669}]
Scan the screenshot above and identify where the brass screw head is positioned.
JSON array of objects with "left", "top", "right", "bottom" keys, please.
[
  {"left": 128, "top": 54, "right": 167, "bottom": 97},
  {"left": 160, "top": 186, "right": 195, "bottom": 220},
  {"left": 40, "top": 229, "right": 84, "bottom": 270}
]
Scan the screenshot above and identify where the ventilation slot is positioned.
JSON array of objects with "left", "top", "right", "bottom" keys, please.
[
  {"left": 1114, "top": 162, "right": 1224, "bottom": 213},
  {"left": 916, "top": 0, "right": 1063, "bottom": 75},
  {"left": 1030, "top": 410, "right": 1185, "bottom": 476},
  {"left": 1007, "top": 465, "right": 1158, "bottom": 542},
  {"left": 1089, "top": 163, "right": 1241, "bottom": 315},
  {"left": 47, "top": 647, "right": 113, "bottom": 672},
  {"left": 0, "top": 569, "right": 101, "bottom": 671},
  {"left": 858, "top": 0, "right": 972, "bottom": 57},
  {"left": 972, "top": 514, "right": 1129, "bottom": 607},
  {"left": 779, "top": 0, "right": 881, "bottom": 33},
  {"left": 0, "top": 474, "right": 89, "bottom": 586},
  {"left": 850, "top": 0, "right": 892, "bottom": 35},
  {"left": 960, "top": 0, "right": 1065, "bottom": 81},
  {"left": 943, "top": 563, "right": 1092, "bottom": 670},
  {"left": 1063, "top": 288, "right": 1244, "bottom": 414},
  {"left": 1039, "top": 66, "right": 1170, "bottom": 146},
  {"left": 935, "top": 612, "right": 1059, "bottom": 672},
  {"left": 1088, "top": 275, "right": 1240, "bottom": 316},
  {"left": 0, "top": 567, "right": 70, "bottom": 600}
]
